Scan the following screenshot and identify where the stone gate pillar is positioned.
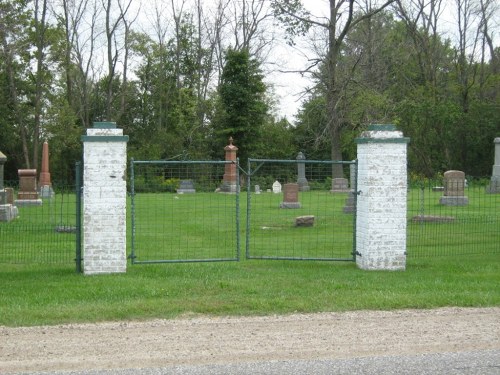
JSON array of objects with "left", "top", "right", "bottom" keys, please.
[
  {"left": 355, "top": 124, "right": 410, "bottom": 270},
  {"left": 81, "top": 122, "right": 128, "bottom": 274}
]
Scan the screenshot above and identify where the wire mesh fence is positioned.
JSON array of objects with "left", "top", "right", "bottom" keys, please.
[
  {"left": 0, "top": 181, "right": 78, "bottom": 264},
  {"left": 129, "top": 160, "right": 240, "bottom": 263},
  {"left": 245, "top": 159, "right": 357, "bottom": 261},
  {"left": 407, "top": 177, "right": 500, "bottom": 257}
]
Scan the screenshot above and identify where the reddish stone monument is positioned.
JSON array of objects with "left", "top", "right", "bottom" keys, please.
[
  {"left": 220, "top": 137, "right": 239, "bottom": 193},
  {"left": 39, "top": 141, "right": 54, "bottom": 198},
  {"left": 280, "top": 183, "right": 301, "bottom": 208},
  {"left": 15, "top": 169, "right": 42, "bottom": 206}
]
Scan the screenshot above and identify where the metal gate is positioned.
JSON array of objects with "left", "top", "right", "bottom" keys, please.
[
  {"left": 129, "top": 159, "right": 240, "bottom": 263},
  {"left": 245, "top": 159, "right": 357, "bottom": 261}
]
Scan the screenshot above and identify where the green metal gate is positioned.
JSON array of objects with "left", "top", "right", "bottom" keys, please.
[
  {"left": 245, "top": 159, "right": 357, "bottom": 261},
  {"left": 129, "top": 159, "right": 240, "bottom": 263}
]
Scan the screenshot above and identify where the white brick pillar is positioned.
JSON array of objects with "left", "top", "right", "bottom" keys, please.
[
  {"left": 81, "top": 122, "right": 129, "bottom": 275},
  {"left": 355, "top": 124, "right": 410, "bottom": 270}
]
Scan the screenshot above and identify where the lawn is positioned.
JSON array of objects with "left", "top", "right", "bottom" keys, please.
[
  {"left": 0, "top": 255, "right": 498, "bottom": 327},
  {"left": 0, "top": 183, "right": 498, "bottom": 327}
]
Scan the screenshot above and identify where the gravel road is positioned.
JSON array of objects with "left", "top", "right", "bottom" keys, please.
[{"left": 1, "top": 307, "right": 499, "bottom": 374}]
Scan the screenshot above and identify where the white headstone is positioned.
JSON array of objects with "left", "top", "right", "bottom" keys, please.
[{"left": 272, "top": 180, "right": 282, "bottom": 194}]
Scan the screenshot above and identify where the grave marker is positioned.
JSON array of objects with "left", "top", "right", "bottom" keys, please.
[
  {"left": 280, "top": 183, "right": 301, "bottom": 209},
  {"left": 487, "top": 137, "right": 500, "bottom": 193},
  {"left": 296, "top": 152, "right": 310, "bottom": 191},
  {"left": 439, "top": 170, "right": 469, "bottom": 206},
  {"left": 177, "top": 180, "right": 196, "bottom": 194},
  {"left": 15, "top": 169, "right": 42, "bottom": 206}
]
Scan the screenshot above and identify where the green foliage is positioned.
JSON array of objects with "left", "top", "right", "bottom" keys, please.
[{"left": 211, "top": 48, "right": 269, "bottom": 164}]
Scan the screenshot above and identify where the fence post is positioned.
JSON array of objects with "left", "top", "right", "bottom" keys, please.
[
  {"left": 355, "top": 124, "right": 410, "bottom": 270},
  {"left": 81, "top": 122, "right": 129, "bottom": 274},
  {"left": 75, "top": 161, "right": 82, "bottom": 273}
]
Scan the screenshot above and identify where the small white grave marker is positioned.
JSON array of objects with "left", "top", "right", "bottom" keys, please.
[{"left": 272, "top": 180, "right": 282, "bottom": 193}]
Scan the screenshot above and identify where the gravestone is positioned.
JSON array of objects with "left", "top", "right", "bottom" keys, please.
[
  {"left": 295, "top": 215, "right": 314, "bottom": 227},
  {"left": 255, "top": 185, "right": 261, "bottom": 194},
  {"left": 0, "top": 151, "right": 19, "bottom": 221},
  {"left": 220, "top": 137, "right": 239, "bottom": 193},
  {"left": 272, "top": 180, "right": 282, "bottom": 193},
  {"left": 176, "top": 180, "right": 195, "bottom": 194},
  {"left": 487, "top": 138, "right": 500, "bottom": 193},
  {"left": 330, "top": 178, "right": 349, "bottom": 193},
  {"left": 439, "top": 170, "right": 469, "bottom": 206},
  {"left": 0, "top": 151, "right": 6, "bottom": 205},
  {"left": 15, "top": 169, "right": 42, "bottom": 206},
  {"left": 280, "top": 183, "right": 301, "bottom": 209},
  {"left": 343, "top": 164, "right": 357, "bottom": 213},
  {"left": 39, "top": 141, "right": 54, "bottom": 198},
  {"left": 296, "top": 152, "right": 310, "bottom": 191}
]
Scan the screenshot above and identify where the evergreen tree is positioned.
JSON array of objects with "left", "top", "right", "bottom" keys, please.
[{"left": 212, "top": 48, "right": 268, "bottom": 164}]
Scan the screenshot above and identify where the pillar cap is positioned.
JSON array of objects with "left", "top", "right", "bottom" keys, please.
[{"left": 0, "top": 151, "right": 6, "bottom": 163}]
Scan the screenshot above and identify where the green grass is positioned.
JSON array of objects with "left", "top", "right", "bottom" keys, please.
[
  {"left": 0, "top": 255, "right": 498, "bottom": 327},
  {"left": 0, "top": 184, "right": 498, "bottom": 327}
]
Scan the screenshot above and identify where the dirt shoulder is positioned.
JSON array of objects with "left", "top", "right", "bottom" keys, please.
[{"left": 1, "top": 307, "right": 499, "bottom": 373}]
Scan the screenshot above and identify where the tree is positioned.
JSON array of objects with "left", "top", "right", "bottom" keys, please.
[
  {"left": 211, "top": 48, "right": 268, "bottom": 164},
  {"left": 273, "top": 0, "right": 395, "bottom": 178}
]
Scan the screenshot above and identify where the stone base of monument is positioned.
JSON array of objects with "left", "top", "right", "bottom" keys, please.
[
  {"left": 486, "top": 179, "right": 500, "bottom": 194},
  {"left": 280, "top": 202, "right": 301, "bottom": 209},
  {"left": 14, "top": 199, "right": 43, "bottom": 206},
  {"left": 411, "top": 215, "right": 455, "bottom": 223},
  {"left": 218, "top": 182, "right": 238, "bottom": 193},
  {"left": 343, "top": 192, "right": 355, "bottom": 213},
  {"left": 439, "top": 196, "right": 469, "bottom": 206},
  {"left": 295, "top": 215, "right": 314, "bottom": 227},
  {"left": 0, "top": 204, "right": 19, "bottom": 222},
  {"left": 39, "top": 185, "right": 55, "bottom": 198}
]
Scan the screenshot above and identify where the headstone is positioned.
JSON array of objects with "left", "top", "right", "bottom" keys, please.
[
  {"left": 0, "top": 204, "right": 18, "bottom": 222},
  {"left": 330, "top": 178, "right": 349, "bottom": 193},
  {"left": 255, "top": 185, "right": 261, "bottom": 194},
  {"left": 220, "top": 137, "right": 239, "bottom": 193},
  {"left": 272, "top": 180, "right": 282, "bottom": 193},
  {"left": 343, "top": 164, "right": 357, "bottom": 213},
  {"left": 4, "top": 188, "right": 14, "bottom": 204},
  {"left": 0, "top": 151, "right": 19, "bottom": 221},
  {"left": 39, "top": 141, "right": 54, "bottom": 198},
  {"left": 439, "top": 170, "right": 469, "bottom": 206},
  {"left": 295, "top": 215, "right": 314, "bottom": 227},
  {"left": 343, "top": 192, "right": 356, "bottom": 213},
  {"left": 296, "top": 152, "right": 310, "bottom": 191},
  {"left": 0, "top": 151, "right": 6, "bottom": 205},
  {"left": 176, "top": 180, "right": 195, "bottom": 194},
  {"left": 15, "top": 169, "right": 42, "bottom": 206},
  {"left": 487, "top": 138, "right": 500, "bottom": 193},
  {"left": 280, "top": 183, "right": 301, "bottom": 209}
]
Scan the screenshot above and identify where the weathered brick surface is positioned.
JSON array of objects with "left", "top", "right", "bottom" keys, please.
[
  {"left": 355, "top": 127, "right": 409, "bottom": 270},
  {"left": 82, "top": 126, "right": 128, "bottom": 275}
]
